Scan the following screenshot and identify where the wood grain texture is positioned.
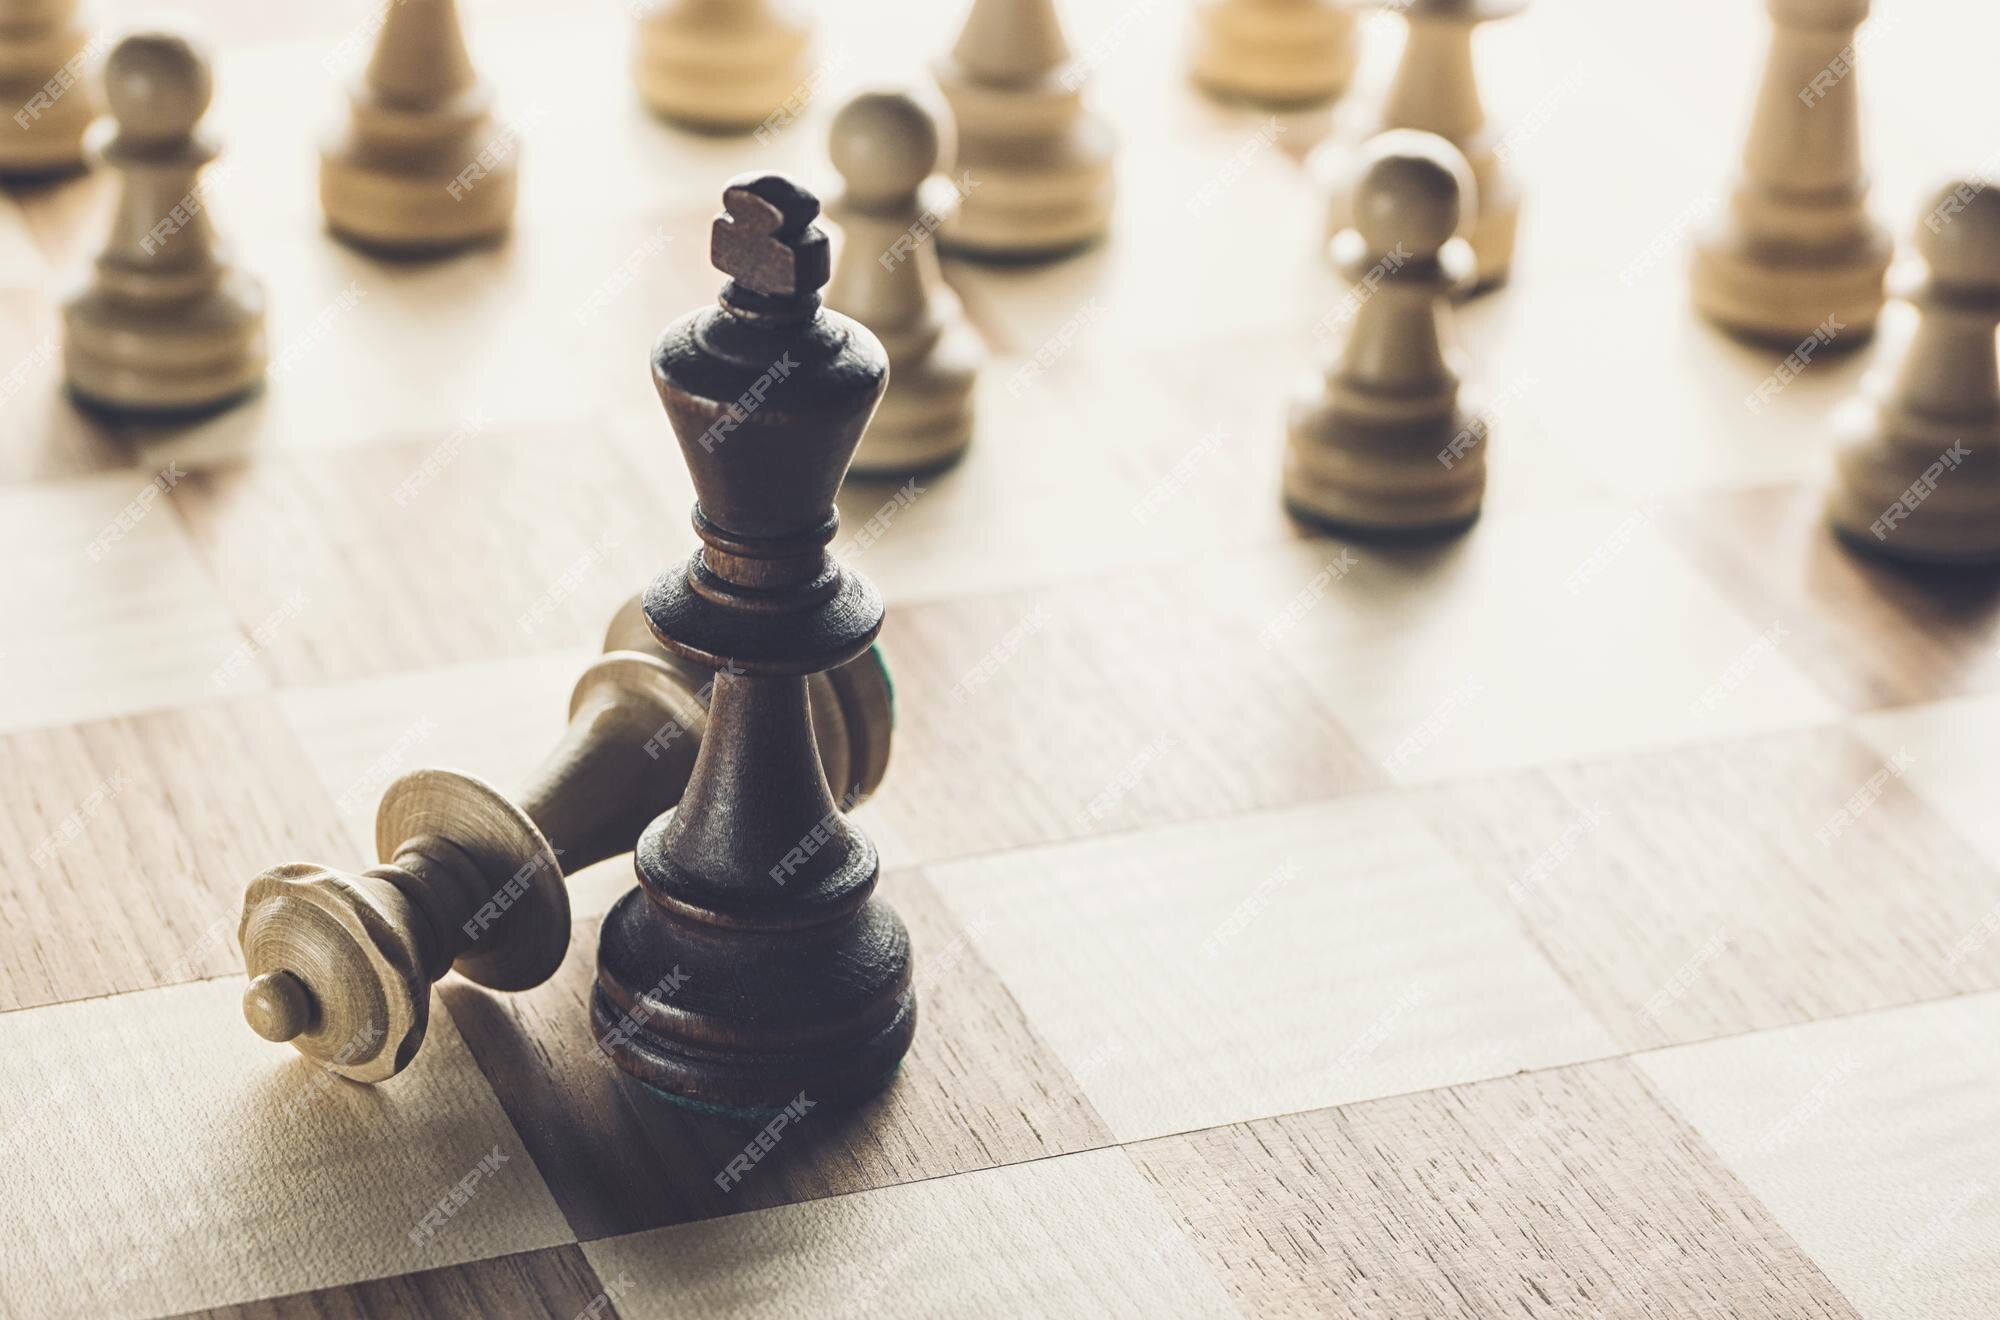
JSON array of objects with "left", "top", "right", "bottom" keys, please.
[
  {"left": 0, "top": 0, "right": 1996, "bottom": 1314},
  {"left": 1664, "top": 483, "right": 2000, "bottom": 713},
  {"left": 171, "top": 434, "right": 687, "bottom": 686},
  {"left": 1196, "top": 509, "right": 1842, "bottom": 784},
  {"left": 1130, "top": 1059, "right": 1863, "bottom": 1320},
  {"left": 443, "top": 873, "right": 1112, "bottom": 1241},
  {"left": 1855, "top": 693, "right": 2000, "bottom": 873},
  {"left": 0, "top": 471, "right": 262, "bottom": 730},
  {"left": 0, "top": 977, "right": 573, "bottom": 1320},
  {"left": 0, "top": 698, "right": 352, "bottom": 1012},
  {"left": 172, "top": 1244, "right": 614, "bottom": 1320},
  {"left": 1640, "top": 993, "right": 2000, "bottom": 1320},
  {"left": 0, "top": 290, "right": 125, "bottom": 482},
  {"left": 580, "top": 1147, "right": 1238, "bottom": 1320},
  {"left": 928, "top": 795, "right": 1617, "bottom": 1142},
  {"left": 874, "top": 565, "right": 1383, "bottom": 862},
  {"left": 1418, "top": 724, "right": 2000, "bottom": 1051}
]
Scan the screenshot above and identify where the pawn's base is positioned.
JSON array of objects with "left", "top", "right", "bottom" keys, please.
[
  {"left": 633, "top": 18, "right": 815, "bottom": 135},
  {"left": 321, "top": 147, "right": 516, "bottom": 257},
  {"left": 936, "top": 174, "right": 1115, "bottom": 263},
  {"left": 1690, "top": 227, "right": 1889, "bottom": 350},
  {"left": 1187, "top": 0, "right": 1357, "bottom": 111},
  {"left": 1828, "top": 516, "right": 2000, "bottom": 568},
  {"left": 62, "top": 274, "right": 267, "bottom": 418},
  {"left": 1283, "top": 406, "right": 1488, "bottom": 540},
  {"left": 0, "top": 71, "right": 95, "bottom": 179},
  {"left": 935, "top": 116, "right": 1116, "bottom": 263},
  {"left": 1284, "top": 496, "right": 1482, "bottom": 544},
  {"left": 1827, "top": 420, "right": 2000, "bottom": 566},
  {"left": 849, "top": 339, "right": 978, "bottom": 478}
]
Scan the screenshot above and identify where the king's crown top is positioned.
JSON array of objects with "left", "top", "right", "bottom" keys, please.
[{"left": 712, "top": 173, "right": 833, "bottom": 300}]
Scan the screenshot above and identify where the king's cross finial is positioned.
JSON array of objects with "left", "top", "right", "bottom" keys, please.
[{"left": 711, "top": 173, "right": 831, "bottom": 300}]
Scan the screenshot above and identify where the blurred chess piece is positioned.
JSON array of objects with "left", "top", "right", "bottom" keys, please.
[
  {"left": 61, "top": 29, "right": 266, "bottom": 417},
  {"left": 634, "top": 0, "right": 816, "bottom": 134},
  {"left": 1307, "top": 0, "right": 1522, "bottom": 293},
  {"left": 239, "top": 598, "right": 896, "bottom": 1082},
  {"left": 1285, "top": 130, "right": 1486, "bottom": 537},
  {"left": 827, "top": 89, "right": 981, "bottom": 476},
  {"left": 321, "top": 0, "right": 517, "bottom": 255},
  {"left": 1691, "top": 0, "right": 1889, "bottom": 346},
  {"left": 1188, "top": 0, "right": 1358, "bottom": 110},
  {"left": 934, "top": 0, "right": 1115, "bottom": 261},
  {"left": 1827, "top": 179, "right": 2000, "bottom": 564},
  {"left": 0, "top": 0, "right": 99, "bottom": 176}
]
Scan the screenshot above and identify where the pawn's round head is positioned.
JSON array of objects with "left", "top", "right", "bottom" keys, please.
[
  {"left": 1916, "top": 178, "right": 2000, "bottom": 290},
  {"left": 1348, "top": 130, "right": 1477, "bottom": 259},
  {"left": 829, "top": 89, "right": 949, "bottom": 209},
  {"left": 104, "top": 30, "right": 212, "bottom": 144}
]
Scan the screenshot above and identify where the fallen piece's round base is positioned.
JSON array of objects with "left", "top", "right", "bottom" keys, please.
[{"left": 238, "top": 862, "right": 430, "bottom": 1084}]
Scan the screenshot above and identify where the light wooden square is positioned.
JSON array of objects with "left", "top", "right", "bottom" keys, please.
[
  {"left": 1639, "top": 993, "right": 2000, "bottom": 1320},
  {"left": 580, "top": 1147, "right": 1235, "bottom": 1320},
  {"left": 928, "top": 795, "right": 1617, "bottom": 1142},
  {"left": 0, "top": 977, "right": 572, "bottom": 1319},
  {"left": 1220, "top": 504, "right": 1842, "bottom": 783},
  {"left": 0, "top": 472, "right": 262, "bottom": 732},
  {"left": 172, "top": 434, "right": 687, "bottom": 686},
  {"left": 1856, "top": 693, "right": 2000, "bottom": 878},
  {"left": 875, "top": 569, "right": 1380, "bottom": 862}
]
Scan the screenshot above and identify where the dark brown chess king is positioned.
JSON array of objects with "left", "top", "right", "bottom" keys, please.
[{"left": 592, "top": 174, "right": 915, "bottom": 1119}]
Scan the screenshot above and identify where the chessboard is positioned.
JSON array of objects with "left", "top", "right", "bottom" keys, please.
[{"left": 5, "top": 0, "right": 2000, "bottom": 1317}]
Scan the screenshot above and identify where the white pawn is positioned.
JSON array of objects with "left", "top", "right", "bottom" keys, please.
[
  {"left": 321, "top": 0, "right": 516, "bottom": 254},
  {"left": 1285, "top": 131, "right": 1486, "bottom": 537},
  {"left": 827, "top": 90, "right": 981, "bottom": 477},
  {"left": 1691, "top": 0, "right": 1889, "bottom": 346},
  {"left": 0, "top": 0, "right": 99, "bottom": 176},
  {"left": 1827, "top": 180, "right": 2000, "bottom": 564},
  {"left": 635, "top": 0, "right": 815, "bottom": 134},
  {"left": 62, "top": 31, "right": 265, "bottom": 417},
  {"left": 1307, "top": 0, "right": 1522, "bottom": 292},
  {"left": 934, "top": 0, "right": 1115, "bottom": 261},
  {"left": 1188, "top": 0, "right": 1359, "bottom": 110}
]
